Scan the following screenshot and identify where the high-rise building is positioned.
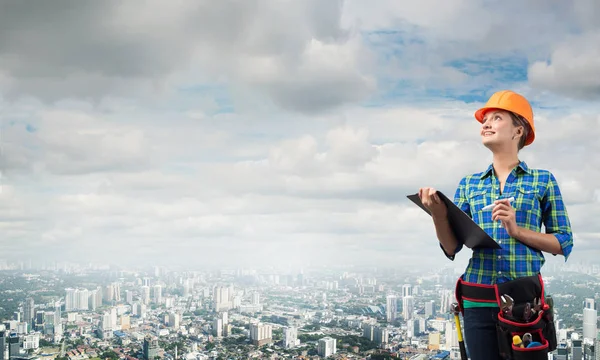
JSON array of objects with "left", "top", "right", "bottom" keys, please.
[
  {"left": 152, "top": 285, "right": 162, "bottom": 305},
  {"left": 440, "top": 290, "right": 452, "bottom": 314},
  {"left": 168, "top": 313, "right": 179, "bottom": 328},
  {"left": 571, "top": 333, "right": 583, "bottom": 360},
  {"left": 554, "top": 343, "right": 568, "bottom": 360},
  {"left": 141, "top": 286, "right": 150, "bottom": 305},
  {"left": 445, "top": 320, "right": 458, "bottom": 349},
  {"left": 425, "top": 300, "right": 436, "bottom": 318},
  {"left": 0, "top": 331, "right": 6, "bottom": 360},
  {"left": 403, "top": 296, "right": 414, "bottom": 320},
  {"left": 78, "top": 289, "right": 89, "bottom": 311},
  {"left": 95, "top": 287, "right": 103, "bottom": 308},
  {"left": 386, "top": 295, "right": 397, "bottom": 323},
  {"left": 583, "top": 299, "right": 597, "bottom": 342},
  {"left": 213, "top": 286, "right": 232, "bottom": 311},
  {"left": 8, "top": 334, "right": 19, "bottom": 359},
  {"left": 594, "top": 331, "right": 600, "bottom": 360},
  {"left": 126, "top": 291, "right": 133, "bottom": 305},
  {"left": 65, "top": 288, "right": 77, "bottom": 311},
  {"left": 143, "top": 336, "right": 159, "bottom": 360},
  {"left": 113, "top": 283, "right": 121, "bottom": 302},
  {"left": 374, "top": 327, "right": 389, "bottom": 345},
  {"left": 283, "top": 327, "right": 299, "bottom": 349},
  {"left": 252, "top": 292, "right": 260, "bottom": 306},
  {"left": 250, "top": 323, "right": 272, "bottom": 346},
  {"left": 407, "top": 319, "right": 419, "bottom": 338},
  {"left": 213, "top": 318, "right": 223, "bottom": 338},
  {"left": 65, "top": 288, "right": 90, "bottom": 311},
  {"left": 402, "top": 284, "right": 412, "bottom": 298},
  {"left": 317, "top": 337, "right": 337, "bottom": 357},
  {"left": 363, "top": 323, "right": 375, "bottom": 341},
  {"left": 23, "top": 298, "right": 34, "bottom": 328},
  {"left": 89, "top": 290, "right": 97, "bottom": 311}
]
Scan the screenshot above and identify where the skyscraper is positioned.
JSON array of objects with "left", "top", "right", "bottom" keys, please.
[
  {"left": 386, "top": 295, "right": 397, "bottom": 323},
  {"left": 583, "top": 298, "right": 597, "bottom": 342},
  {"left": 65, "top": 288, "right": 89, "bottom": 311},
  {"left": 213, "top": 286, "right": 232, "bottom": 311},
  {"left": 65, "top": 288, "right": 77, "bottom": 311},
  {"left": 142, "top": 336, "right": 159, "bottom": 360},
  {"left": 141, "top": 286, "right": 150, "bottom": 305},
  {"left": 23, "top": 298, "right": 34, "bottom": 328},
  {"left": 152, "top": 285, "right": 162, "bottom": 305},
  {"left": 403, "top": 296, "right": 415, "bottom": 320},
  {"left": 0, "top": 331, "right": 6, "bottom": 360},
  {"left": 571, "top": 333, "right": 583, "bottom": 360},
  {"left": 402, "top": 284, "right": 412, "bottom": 298},
  {"left": 317, "top": 337, "right": 337, "bottom": 357}
]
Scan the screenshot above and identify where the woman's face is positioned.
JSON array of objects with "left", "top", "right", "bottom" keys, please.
[{"left": 480, "top": 109, "right": 520, "bottom": 149}]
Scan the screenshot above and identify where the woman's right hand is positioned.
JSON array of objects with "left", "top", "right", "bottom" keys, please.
[{"left": 418, "top": 187, "right": 448, "bottom": 220}]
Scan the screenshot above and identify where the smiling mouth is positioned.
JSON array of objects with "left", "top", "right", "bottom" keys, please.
[{"left": 482, "top": 131, "right": 495, "bottom": 136}]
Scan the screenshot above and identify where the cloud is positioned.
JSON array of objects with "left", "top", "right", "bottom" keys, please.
[
  {"left": 0, "top": 0, "right": 598, "bottom": 270},
  {"left": 528, "top": 31, "right": 600, "bottom": 100},
  {"left": 0, "top": 0, "right": 374, "bottom": 113}
]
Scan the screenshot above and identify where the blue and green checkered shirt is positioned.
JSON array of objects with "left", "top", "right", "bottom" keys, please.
[{"left": 445, "top": 161, "right": 573, "bottom": 285}]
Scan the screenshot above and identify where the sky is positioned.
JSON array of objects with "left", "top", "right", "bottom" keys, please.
[{"left": 1, "top": 0, "right": 599, "bottom": 270}]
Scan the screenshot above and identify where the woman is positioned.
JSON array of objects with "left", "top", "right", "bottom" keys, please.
[{"left": 418, "top": 90, "right": 573, "bottom": 360}]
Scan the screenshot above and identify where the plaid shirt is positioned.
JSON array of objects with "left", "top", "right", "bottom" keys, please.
[{"left": 444, "top": 161, "right": 573, "bottom": 285}]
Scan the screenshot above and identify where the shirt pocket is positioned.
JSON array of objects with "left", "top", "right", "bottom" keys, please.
[
  {"left": 467, "top": 188, "right": 489, "bottom": 213},
  {"left": 515, "top": 185, "right": 540, "bottom": 211},
  {"left": 514, "top": 185, "right": 542, "bottom": 227}
]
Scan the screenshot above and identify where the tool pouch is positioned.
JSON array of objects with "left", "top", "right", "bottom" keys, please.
[
  {"left": 455, "top": 274, "right": 557, "bottom": 360},
  {"left": 494, "top": 274, "right": 556, "bottom": 360}
]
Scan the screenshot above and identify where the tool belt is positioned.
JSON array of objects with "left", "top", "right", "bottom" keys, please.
[{"left": 455, "top": 274, "right": 557, "bottom": 360}]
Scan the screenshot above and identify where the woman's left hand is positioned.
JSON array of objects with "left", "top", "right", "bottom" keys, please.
[{"left": 492, "top": 199, "right": 521, "bottom": 238}]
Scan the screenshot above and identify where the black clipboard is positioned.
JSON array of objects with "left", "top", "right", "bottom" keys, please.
[{"left": 407, "top": 191, "right": 501, "bottom": 250}]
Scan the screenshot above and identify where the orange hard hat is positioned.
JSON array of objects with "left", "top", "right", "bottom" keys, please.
[{"left": 474, "top": 90, "right": 535, "bottom": 146}]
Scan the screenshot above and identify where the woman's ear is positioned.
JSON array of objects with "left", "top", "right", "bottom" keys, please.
[{"left": 515, "top": 126, "right": 523, "bottom": 138}]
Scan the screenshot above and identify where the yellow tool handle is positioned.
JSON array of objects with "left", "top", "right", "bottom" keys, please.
[{"left": 454, "top": 314, "right": 464, "bottom": 342}]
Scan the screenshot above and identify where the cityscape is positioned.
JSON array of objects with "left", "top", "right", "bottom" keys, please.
[
  {"left": 0, "top": 261, "right": 599, "bottom": 360},
  {"left": 2, "top": 1, "right": 599, "bottom": 360}
]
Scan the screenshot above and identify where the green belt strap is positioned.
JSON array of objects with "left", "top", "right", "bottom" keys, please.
[{"left": 463, "top": 299, "right": 498, "bottom": 308}]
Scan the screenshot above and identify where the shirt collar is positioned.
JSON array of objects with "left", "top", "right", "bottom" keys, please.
[{"left": 480, "top": 160, "right": 530, "bottom": 179}]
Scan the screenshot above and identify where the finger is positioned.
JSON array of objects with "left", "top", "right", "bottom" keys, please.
[
  {"left": 495, "top": 199, "right": 514, "bottom": 209},
  {"left": 421, "top": 190, "right": 429, "bottom": 203},
  {"left": 494, "top": 210, "right": 512, "bottom": 218},
  {"left": 492, "top": 210, "right": 511, "bottom": 221},
  {"left": 432, "top": 193, "right": 440, "bottom": 204},
  {"left": 428, "top": 188, "right": 437, "bottom": 197},
  {"left": 492, "top": 204, "right": 512, "bottom": 216}
]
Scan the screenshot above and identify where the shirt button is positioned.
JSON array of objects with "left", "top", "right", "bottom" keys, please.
[
  {"left": 498, "top": 241, "right": 502, "bottom": 244},
  {"left": 497, "top": 256, "right": 501, "bottom": 259}
]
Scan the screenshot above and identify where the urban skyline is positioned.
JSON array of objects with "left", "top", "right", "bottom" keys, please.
[{"left": 1, "top": 264, "right": 599, "bottom": 359}]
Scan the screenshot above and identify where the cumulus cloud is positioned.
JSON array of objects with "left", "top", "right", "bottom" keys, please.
[
  {"left": 0, "top": 0, "right": 374, "bottom": 113},
  {"left": 0, "top": 0, "right": 598, "bottom": 269},
  {"left": 528, "top": 31, "right": 600, "bottom": 99}
]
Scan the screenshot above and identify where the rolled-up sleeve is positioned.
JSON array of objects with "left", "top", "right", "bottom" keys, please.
[
  {"left": 439, "top": 177, "right": 470, "bottom": 260},
  {"left": 542, "top": 173, "right": 574, "bottom": 261}
]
